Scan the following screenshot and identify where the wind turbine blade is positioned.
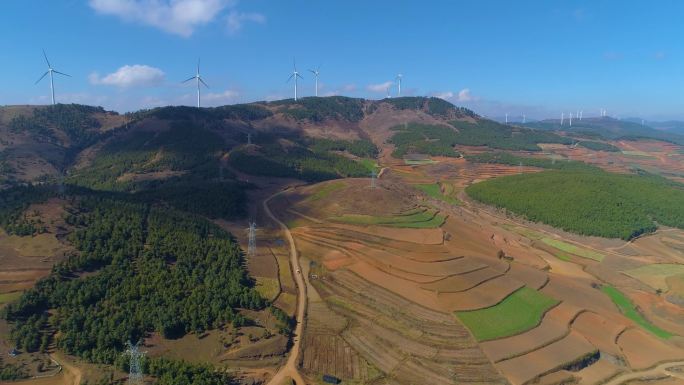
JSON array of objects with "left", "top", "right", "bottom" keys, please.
[
  {"left": 197, "top": 58, "right": 200, "bottom": 74},
  {"left": 296, "top": 73, "right": 304, "bottom": 79},
  {"left": 308, "top": 69, "right": 316, "bottom": 74},
  {"left": 53, "top": 70, "right": 71, "bottom": 77},
  {"left": 287, "top": 73, "right": 294, "bottom": 82},
  {"left": 42, "top": 49, "right": 51, "bottom": 68},
  {"left": 182, "top": 76, "right": 196, "bottom": 83},
  {"left": 35, "top": 71, "right": 49, "bottom": 84},
  {"left": 199, "top": 77, "right": 209, "bottom": 88}
]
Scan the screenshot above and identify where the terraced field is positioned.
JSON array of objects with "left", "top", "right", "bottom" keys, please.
[{"left": 275, "top": 155, "right": 684, "bottom": 385}]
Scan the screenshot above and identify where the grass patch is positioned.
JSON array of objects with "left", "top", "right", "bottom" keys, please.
[
  {"left": 414, "top": 183, "right": 460, "bottom": 205},
  {"left": 358, "top": 158, "right": 380, "bottom": 173},
  {"left": 330, "top": 208, "right": 446, "bottom": 228},
  {"left": 0, "top": 291, "right": 22, "bottom": 305},
  {"left": 601, "top": 285, "right": 674, "bottom": 339},
  {"left": 541, "top": 238, "right": 605, "bottom": 261},
  {"left": 624, "top": 264, "right": 684, "bottom": 291},
  {"left": 500, "top": 224, "right": 543, "bottom": 240},
  {"left": 455, "top": 287, "right": 559, "bottom": 341},
  {"left": 255, "top": 277, "right": 280, "bottom": 301},
  {"left": 308, "top": 181, "right": 345, "bottom": 202}
]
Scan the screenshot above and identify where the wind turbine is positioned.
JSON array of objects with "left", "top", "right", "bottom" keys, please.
[
  {"left": 561, "top": 112, "right": 564, "bottom": 126},
  {"left": 309, "top": 66, "right": 320, "bottom": 97},
  {"left": 182, "top": 59, "right": 209, "bottom": 108},
  {"left": 35, "top": 50, "right": 70, "bottom": 105},
  {"left": 505, "top": 113, "right": 508, "bottom": 124},
  {"left": 395, "top": 74, "right": 403, "bottom": 97},
  {"left": 287, "top": 59, "right": 304, "bottom": 101}
]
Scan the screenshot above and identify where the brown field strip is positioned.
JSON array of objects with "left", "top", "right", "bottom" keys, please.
[
  {"left": 506, "top": 263, "right": 550, "bottom": 290},
  {"left": 575, "top": 357, "right": 624, "bottom": 385},
  {"left": 479, "top": 303, "right": 585, "bottom": 363},
  {"left": 326, "top": 223, "right": 444, "bottom": 244},
  {"left": 617, "top": 329, "right": 684, "bottom": 370},
  {"left": 495, "top": 331, "right": 596, "bottom": 385},
  {"left": 571, "top": 312, "right": 626, "bottom": 356},
  {"left": 316, "top": 269, "right": 507, "bottom": 384},
  {"left": 437, "top": 275, "right": 525, "bottom": 311},
  {"left": 420, "top": 267, "right": 504, "bottom": 293}
]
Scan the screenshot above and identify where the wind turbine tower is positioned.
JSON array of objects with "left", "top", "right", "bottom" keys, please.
[
  {"left": 579, "top": 110, "right": 583, "bottom": 121},
  {"left": 35, "top": 50, "right": 70, "bottom": 105},
  {"left": 561, "top": 112, "right": 564, "bottom": 126},
  {"left": 182, "top": 59, "right": 209, "bottom": 108},
  {"left": 522, "top": 114, "right": 526, "bottom": 124},
  {"left": 505, "top": 113, "right": 508, "bottom": 124},
  {"left": 396, "top": 74, "right": 403, "bottom": 97},
  {"left": 569, "top": 112, "right": 573, "bottom": 126},
  {"left": 309, "top": 67, "right": 321, "bottom": 97},
  {"left": 287, "top": 59, "right": 304, "bottom": 101}
]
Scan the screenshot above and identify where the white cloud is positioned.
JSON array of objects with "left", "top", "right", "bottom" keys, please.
[
  {"left": 227, "top": 10, "right": 265, "bottom": 34},
  {"left": 342, "top": 84, "right": 357, "bottom": 92},
  {"left": 433, "top": 91, "right": 454, "bottom": 100},
  {"left": 367, "top": 81, "right": 393, "bottom": 93},
  {"left": 89, "top": 0, "right": 232, "bottom": 37},
  {"left": 203, "top": 89, "right": 240, "bottom": 105},
  {"left": 456, "top": 88, "right": 475, "bottom": 102},
  {"left": 90, "top": 65, "right": 166, "bottom": 88},
  {"left": 433, "top": 88, "right": 476, "bottom": 102}
]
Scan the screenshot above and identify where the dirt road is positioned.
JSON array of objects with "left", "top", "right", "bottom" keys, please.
[
  {"left": 263, "top": 189, "right": 308, "bottom": 385},
  {"left": 602, "top": 361, "right": 684, "bottom": 385}
]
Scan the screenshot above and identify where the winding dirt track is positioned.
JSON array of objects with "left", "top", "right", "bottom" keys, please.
[
  {"left": 264, "top": 189, "right": 308, "bottom": 385},
  {"left": 602, "top": 361, "right": 684, "bottom": 385}
]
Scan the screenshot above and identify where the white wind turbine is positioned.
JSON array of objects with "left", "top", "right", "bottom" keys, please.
[
  {"left": 288, "top": 59, "right": 304, "bottom": 101},
  {"left": 182, "top": 59, "right": 209, "bottom": 108},
  {"left": 309, "top": 66, "right": 321, "bottom": 97},
  {"left": 395, "top": 74, "right": 403, "bottom": 97},
  {"left": 35, "top": 50, "right": 70, "bottom": 105}
]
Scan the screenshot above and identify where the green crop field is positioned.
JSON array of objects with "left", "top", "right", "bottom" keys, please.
[
  {"left": 414, "top": 183, "right": 460, "bottom": 205},
  {"left": 330, "top": 208, "right": 446, "bottom": 228},
  {"left": 540, "top": 238, "right": 605, "bottom": 261},
  {"left": 308, "top": 181, "right": 346, "bottom": 201},
  {"left": 0, "top": 292, "right": 22, "bottom": 305},
  {"left": 601, "top": 285, "right": 674, "bottom": 339},
  {"left": 455, "top": 287, "right": 559, "bottom": 341},
  {"left": 624, "top": 264, "right": 684, "bottom": 291}
]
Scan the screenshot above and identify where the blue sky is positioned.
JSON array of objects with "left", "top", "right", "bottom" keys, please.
[{"left": 1, "top": 1, "right": 683, "bottom": 119}]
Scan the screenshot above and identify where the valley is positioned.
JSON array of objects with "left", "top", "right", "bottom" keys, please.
[{"left": 1, "top": 97, "right": 684, "bottom": 385}]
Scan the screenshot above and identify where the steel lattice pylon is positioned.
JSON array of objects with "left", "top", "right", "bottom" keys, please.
[
  {"left": 126, "top": 341, "right": 145, "bottom": 385},
  {"left": 248, "top": 222, "right": 257, "bottom": 257}
]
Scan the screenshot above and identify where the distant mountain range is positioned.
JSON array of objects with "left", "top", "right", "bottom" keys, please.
[{"left": 524, "top": 117, "right": 684, "bottom": 145}]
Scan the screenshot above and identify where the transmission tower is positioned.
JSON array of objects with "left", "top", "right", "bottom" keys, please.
[
  {"left": 370, "top": 170, "right": 377, "bottom": 189},
  {"left": 518, "top": 162, "right": 523, "bottom": 174},
  {"left": 247, "top": 222, "right": 257, "bottom": 257},
  {"left": 126, "top": 341, "right": 145, "bottom": 385}
]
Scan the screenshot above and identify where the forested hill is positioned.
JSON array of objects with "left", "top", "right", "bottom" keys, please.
[
  {"left": 0, "top": 184, "right": 281, "bottom": 384},
  {"left": 0, "top": 96, "right": 478, "bottom": 188}
]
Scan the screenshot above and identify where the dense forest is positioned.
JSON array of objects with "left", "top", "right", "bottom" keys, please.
[
  {"left": 67, "top": 122, "right": 225, "bottom": 191},
  {"left": 1, "top": 188, "right": 269, "bottom": 383},
  {"left": 379, "top": 97, "right": 477, "bottom": 119},
  {"left": 270, "top": 96, "right": 366, "bottom": 122},
  {"left": 9, "top": 104, "right": 107, "bottom": 148},
  {"left": 465, "top": 152, "right": 598, "bottom": 171},
  {"left": 389, "top": 123, "right": 462, "bottom": 158},
  {"left": 230, "top": 137, "right": 374, "bottom": 182},
  {"left": 466, "top": 169, "right": 684, "bottom": 239},
  {"left": 449, "top": 120, "right": 572, "bottom": 151},
  {"left": 309, "top": 138, "right": 378, "bottom": 158},
  {"left": 145, "top": 104, "right": 273, "bottom": 122}
]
